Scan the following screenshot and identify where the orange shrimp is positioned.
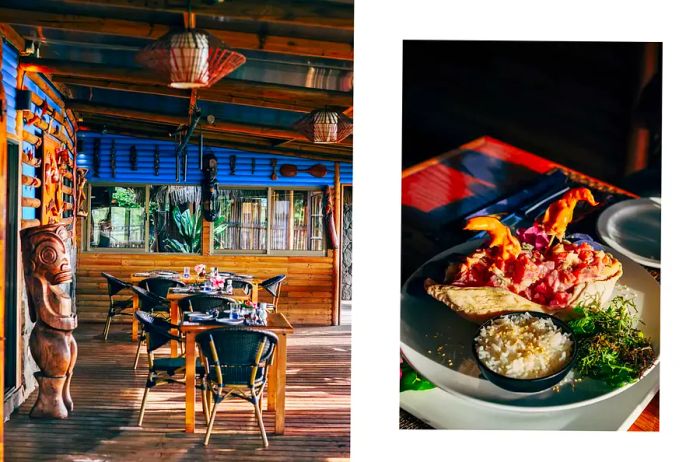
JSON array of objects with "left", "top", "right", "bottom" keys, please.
[
  {"left": 540, "top": 187, "right": 598, "bottom": 240},
  {"left": 464, "top": 216, "right": 521, "bottom": 261}
]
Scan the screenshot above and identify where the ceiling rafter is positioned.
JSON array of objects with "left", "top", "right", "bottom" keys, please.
[
  {"left": 70, "top": 100, "right": 352, "bottom": 147},
  {"left": 80, "top": 116, "right": 352, "bottom": 162},
  {"left": 22, "top": 58, "right": 352, "bottom": 112},
  {"left": 0, "top": 7, "right": 353, "bottom": 60},
  {"left": 60, "top": 0, "right": 354, "bottom": 31}
]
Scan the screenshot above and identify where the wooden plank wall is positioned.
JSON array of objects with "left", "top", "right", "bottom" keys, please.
[{"left": 75, "top": 221, "right": 336, "bottom": 326}]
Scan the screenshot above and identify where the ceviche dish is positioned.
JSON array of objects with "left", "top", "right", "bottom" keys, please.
[{"left": 423, "top": 187, "right": 657, "bottom": 390}]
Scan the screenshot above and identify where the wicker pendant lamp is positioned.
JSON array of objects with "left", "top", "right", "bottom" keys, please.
[
  {"left": 294, "top": 108, "right": 353, "bottom": 144},
  {"left": 136, "top": 28, "right": 245, "bottom": 89}
]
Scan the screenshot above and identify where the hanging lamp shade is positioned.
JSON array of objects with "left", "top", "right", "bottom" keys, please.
[
  {"left": 294, "top": 108, "right": 353, "bottom": 144},
  {"left": 136, "top": 29, "right": 245, "bottom": 89}
]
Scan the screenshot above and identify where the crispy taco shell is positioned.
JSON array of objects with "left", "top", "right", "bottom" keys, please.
[{"left": 425, "top": 262, "right": 623, "bottom": 323}]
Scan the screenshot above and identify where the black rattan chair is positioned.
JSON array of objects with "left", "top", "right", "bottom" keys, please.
[
  {"left": 101, "top": 272, "right": 133, "bottom": 340},
  {"left": 131, "top": 285, "right": 172, "bottom": 369},
  {"left": 138, "top": 276, "right": 185, "bottom": 298},
  {"left": 134, "top": 311, "right": 205, "bottom": 426},
  {"left": 226, "top": 277, "right": 253, "bottom": 297},
  {"left": 196, "top": 328, "right": 278, "bottom": 446},
  {"left": 261, "top": 275, "right": 286, "bottom": 312},
  {"left": 178, "top": 295, "right": 234, "bottom": 321}
]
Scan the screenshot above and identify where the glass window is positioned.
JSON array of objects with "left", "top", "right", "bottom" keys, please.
[
  {"left": 271, "top": 190, "right": 325, "bottom": 251},
  {"left": 149, "top": 185, "right": 202, "bottom": 253},
  {"left": 214, "top": 189, "right": 268, "bottom": 251},
  {"left": 89, "top": 186, "right": 146, "bottom": 248}
]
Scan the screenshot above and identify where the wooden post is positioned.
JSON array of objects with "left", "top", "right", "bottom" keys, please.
[
  {"left": 0, "top": 42, "right": 8, "bottom": 461},
  {"left": 332, "top": 162, "right": 341, "bottom": 325}
]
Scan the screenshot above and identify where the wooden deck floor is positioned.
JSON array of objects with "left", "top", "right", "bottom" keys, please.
[{"left": 4, "top": 322, "right": 351, "bottom": 461}]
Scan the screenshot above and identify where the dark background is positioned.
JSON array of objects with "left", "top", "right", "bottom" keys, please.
[{"left": 402, "top": 41, "right": 661, "bottom": 186}]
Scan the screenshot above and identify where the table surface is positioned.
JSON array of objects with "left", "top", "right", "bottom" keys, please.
[{"left": 400, "top": 136, "right": 659, "bottom": 431}]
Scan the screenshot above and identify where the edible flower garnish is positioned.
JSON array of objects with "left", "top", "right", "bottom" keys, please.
[
  {"left": 516, "top": 224, "right": 549, "bottom": 251},
  {"left": 541, "top": 187, "right": 598, "bottom": 241},
  {"left": 465, "top": 216, "right": 521, "bottom": 261}
]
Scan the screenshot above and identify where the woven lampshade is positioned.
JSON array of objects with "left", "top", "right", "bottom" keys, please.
[
  {"left": 136, "top": 29, "right": 245, "bottom": 89},
  {"left": 294, "top": 108, "right": 353, "bottom": 144}
]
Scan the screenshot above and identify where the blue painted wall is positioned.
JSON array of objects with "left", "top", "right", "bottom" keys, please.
[
  {"left": 3, "top": 39, "right": 77, "bottom": 221},
  {"left": 77, "top": 132, "right": 352, "bottom": 187}
]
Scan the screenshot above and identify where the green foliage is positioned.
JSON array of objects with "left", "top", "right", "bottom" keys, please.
[
  {"left": 163, "top": 207, "right": 202, "bottom": 253},
  {"left": 212, "top": 215, "right": 229, "bottom": 248},
  {"left": 568, "top": 296, "right": 655, "bottom": 388},
  {"left": 111, "top": 187, "right": 140, "bottom": 208}
]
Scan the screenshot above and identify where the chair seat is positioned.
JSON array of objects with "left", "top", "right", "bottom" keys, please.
[{"left": 153, "top": 357, "right": 204, "bottom": 375}]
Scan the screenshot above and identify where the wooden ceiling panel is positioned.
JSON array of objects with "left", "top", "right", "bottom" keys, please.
[{"left": 0, "top": 6, "right": 352, "bottom": 60}]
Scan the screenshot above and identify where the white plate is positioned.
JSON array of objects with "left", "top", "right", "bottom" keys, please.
[
  {"left": 596, "top": 198, "right": 661, "bottom": 268},
  {"left": 187, "top": 313, "right": 214, "bottom": 321},
  {"left": 401, "top": 364, "right": 658, "bottom": 430},
  {"left": 400, "top": 238, "right": 660, "bottom": 412},
  {"left": 217, "top": 318, "right": 245, "bottom": 325}
]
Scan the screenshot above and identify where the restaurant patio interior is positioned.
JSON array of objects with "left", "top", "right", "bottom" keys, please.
[{"left": 0, "top": 1, "right": 353, "bottom": 460}]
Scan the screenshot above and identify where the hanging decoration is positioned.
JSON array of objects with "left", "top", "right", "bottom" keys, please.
[
  {"left": 129, "top": 145, "right": 138, "bottom": 170},
  {"left": 75, "top": 168, "right": 88, "bottom": 217},
  {"left": 229, "top": 154, "right": 236, "bottom": 175},
  {"left": 135, "top": 28, "right": 245, "bottom": 89},
  {"left": 271, "top": 159, "right": 278, "bottom": 180},
  {"left": 109, "top": 140, "right": 117, "bottom": 177},
  {"left": 294, "top": 108, "right": 353, "bottom": 144},
  {"left": 279, "top": 163, "right": 327, "bottom": 178},
  {"left": 92, "top": 138, "right": 100, "bottom": 177},
  {"left": 201, "top": 153, "right": 220, "bottom": 221},
  {"left": 324, "top": 185, "right": 339, "bottom": 249},
  {"left": 154, "top": 145, "right": 160, "bottom": 176}
]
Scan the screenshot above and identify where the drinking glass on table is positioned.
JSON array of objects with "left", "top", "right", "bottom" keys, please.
[{"left": 183, "top": 267, "right": 191, "bottom": 279}]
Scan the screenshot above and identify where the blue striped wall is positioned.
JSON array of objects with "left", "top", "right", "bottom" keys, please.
[
  {"left": 3, "top": 39, "right": 77, "bottom": 220},
  {"left": 77, "top": 132, "right": 352, "bottom": 187}
]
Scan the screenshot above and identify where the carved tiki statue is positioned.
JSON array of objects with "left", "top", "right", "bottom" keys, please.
[{"left": 20, "top": 223, "right": 78, "bottom": 419}]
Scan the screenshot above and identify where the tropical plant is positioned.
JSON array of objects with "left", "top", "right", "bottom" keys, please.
[
  {"left": 212, "top": 215, "right": 229, "bottom": 248},
  {"left": 111, "top": 187, "right": 140, "bottom": 208},
  {"left": 163, "top": 207, "right": 202, "bottom": 253}
]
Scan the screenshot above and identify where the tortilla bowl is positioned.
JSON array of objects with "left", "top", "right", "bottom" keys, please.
[{"left": 425, "top": 264, "right": 623, "bottom": 323}]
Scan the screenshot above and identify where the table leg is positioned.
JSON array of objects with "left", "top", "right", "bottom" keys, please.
[
  {"left": 185, "top": 333, "right": 196, "bottom": 433},
  {"left": 274, "top": 333, "right": 287, "bottom": 434},
  {"left": 252, "top": 284, "right": 258, "bottom": 304},
  {"left": 131, "top": 294, "right": 139, "bottom": 342},
  {"left": 267, "top": 353, "right": 277, "bottom": 412},
  {"left": 169, "top": 300, "right": 179, "bottom": 357}
]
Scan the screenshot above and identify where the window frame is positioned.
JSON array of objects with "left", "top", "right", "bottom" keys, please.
[
  {"left": 84, "top": 183, "right": 329, "bottom": 257},
  {"left": 213, "top": 185, "right": 327, "bottom": 257},
  {"left": 85, "top": 183, "right": 150, "bottom": 254}
]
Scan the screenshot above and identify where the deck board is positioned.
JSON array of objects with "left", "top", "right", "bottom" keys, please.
[{"left": 4, "top": 322, "right": 351, "bottom": 461}]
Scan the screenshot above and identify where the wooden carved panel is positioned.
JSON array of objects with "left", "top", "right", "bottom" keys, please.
[{"left": 41, "top": 134, "right": 74, "bottom": 226}]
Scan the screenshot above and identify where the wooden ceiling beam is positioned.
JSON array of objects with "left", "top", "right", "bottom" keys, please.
[
  {"left": 70, "top": 100, "right": 352, "bottom": 147},
  {"left": 60, "top": 0, "right": 353, "bottom": 31},
  {"left": 0, "top": 7, "right": 352, "bottom": 60},
  {"left": 52, "top": 75, "right": 320, "bottom": 113},
  {"left": 23, "top": 58, "right": 352, "bottom": 110},
  {"left": 79, "top": 117, "right": 351, "bottom": 162}
]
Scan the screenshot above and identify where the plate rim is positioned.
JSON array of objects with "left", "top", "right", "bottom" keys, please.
[
  {"left": 401, "top": 238, "right": 660, "bottom": 412},
  {"left": 596, "top": 197, "right": 661, "bottom": 268}
]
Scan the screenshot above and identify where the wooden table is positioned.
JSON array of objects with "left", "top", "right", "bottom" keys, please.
[
  {"left": 165, "top": 289, "right": 261, "bottom": 356},
  {"left": 401, "top": 136, "right": 659, "bottom": 431},
  {"left": 179, "top": 312, "right": 293, "bottom": 434},
  {"left": 128, "top": 272, "right": 261, "bottom": 343}
]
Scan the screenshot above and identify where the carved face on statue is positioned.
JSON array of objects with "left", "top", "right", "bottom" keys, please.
[{"left": 21, "top": 224, "right": 73, "bottom": 285}]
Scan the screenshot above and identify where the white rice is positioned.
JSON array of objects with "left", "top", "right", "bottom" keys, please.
[{"left": 475, "top": 313, "right": 573, "bottom": 379}]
